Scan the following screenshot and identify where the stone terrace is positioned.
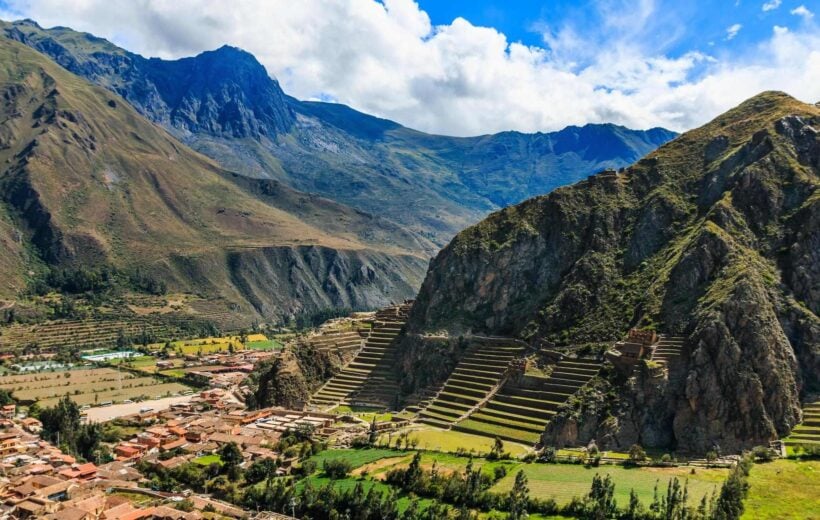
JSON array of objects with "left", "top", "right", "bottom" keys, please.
[
  {"left": 455, "top": 357, "right": 601, "bottom": 444},
  {"left": 416, "top": 343, "right": 525, "bottom": 428}
]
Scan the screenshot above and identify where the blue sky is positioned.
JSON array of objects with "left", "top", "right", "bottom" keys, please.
[
  {"left": 0, "top": 0, "right": 817, "bottom": 135},
  {"left": 418, "top": 0, "right": 813, "bottom": 63}
]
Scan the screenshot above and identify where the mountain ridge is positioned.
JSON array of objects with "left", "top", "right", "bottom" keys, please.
[
  {"left": 1, "top": 18, "right": 677, "bottom": 244},
  {"left": 401, "top": 90, "right": 819, "bottom": 451},
  {"left": 0, "top": 35, "right": 427, "bottom": 319}
]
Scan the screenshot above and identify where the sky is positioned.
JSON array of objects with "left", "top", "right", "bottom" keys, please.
[{"left": 0, "top": 0, "right": 818, "bottom": 136}]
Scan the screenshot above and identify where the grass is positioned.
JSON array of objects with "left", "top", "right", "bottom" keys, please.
[
  {"left": 741, "top": 459, "right": 820, "bottom": 519},
  {"left": 333, "top": 405, "right": 394, "bottom": 423},
  {"left": 455, "top": 419, "right": 542, "bottom": 444},
  {"left": 194, "top": 454, "right": 223, "bottom": 466},
  {"left": 379, "top": 427, "right": 531, "bottom": 457},
  {"left": 491, "top": 463, "right": 727, "bottom": 507},
  {"left": 307, "top": 449, "right": 404, "bottom": 470},
  {"left": 298, "top": 475, "right": 435, "bottom": 513},
  {"left": 246, "top": 339, "right": 282, "bottom": 350}
]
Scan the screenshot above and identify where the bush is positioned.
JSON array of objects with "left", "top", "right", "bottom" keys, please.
[
  {"left": 751, "top": 445, "right": 776, "bottom": 462},
  {"left": 323, "top": 458, "right": 353, "bottom": 479}
]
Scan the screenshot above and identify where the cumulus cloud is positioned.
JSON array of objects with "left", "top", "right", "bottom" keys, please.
[
  {"left": 762, "top": 0, "right": 782, "bottom": 12},
  {"left": 0, "top": 0, "right": 819, "bottom": 135},
  {"left": 791, "top": 5, "right": 814, "bottom": 19}
]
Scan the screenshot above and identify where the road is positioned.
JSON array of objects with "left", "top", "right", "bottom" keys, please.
[{"left": 83, "top": 395, "right": 196, "bottom": 422}]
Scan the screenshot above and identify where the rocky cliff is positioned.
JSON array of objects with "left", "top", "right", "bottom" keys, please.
[{"left": 405, "top": 92, "right": 819, "bottom": 452}]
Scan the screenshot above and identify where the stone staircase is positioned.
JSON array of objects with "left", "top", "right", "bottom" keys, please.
[
  {"left": 416, "top": 343, "right": 525, "bottom": 428},
  {"left": 308, "top": 303, "right": 411, "bottom": 411},
  {"left": 652, "top": 335, "right": 685, "bottom": 367},
  {"left": 784, "top": 399, "right": 820, "bottom": 447},
  {"left": 454, "top": 358, "right": 601, "bottom": 445}
]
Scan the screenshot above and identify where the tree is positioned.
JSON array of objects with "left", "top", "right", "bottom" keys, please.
[
  {"left": 508, "top": 470, "right": 529, "bottom": 520},
  {"left": 628, "top": 444, "right": 646, "bottom": 463},
  {"left": 585, "top": 473, "right": 616, "bottom": 520},
  {"left": 488, "top": 437, "right": 505, "bottom": 460},
  {"left": 218, "top": 442, "right": 243, "bottom": 479},
  {"left": 323, "top": 458, "right": 353, "bottom": 479},
  {"left": 0, "top": 389, "right": 14, "bottom": 406}
]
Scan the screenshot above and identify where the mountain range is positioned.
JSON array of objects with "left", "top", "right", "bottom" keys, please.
[{"left": 0, "top": 18, "right": 675, "bottom": 321}]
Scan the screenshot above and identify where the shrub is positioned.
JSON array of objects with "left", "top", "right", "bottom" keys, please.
[{"left": 323, "top": 458, "right": 353, "bottom": 479}]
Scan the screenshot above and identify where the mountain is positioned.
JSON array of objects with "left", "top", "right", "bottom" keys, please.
[
  {"left": 0, "top": 36, "right": 429, "bottom": 319},
  {"left": 402, "top": 91, "right": 819, "bottom": 451},
  {"left": 1, "top": 19, "right": 677, "bottom": 244}
]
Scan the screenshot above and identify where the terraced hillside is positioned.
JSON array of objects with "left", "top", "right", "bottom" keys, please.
[
  {"left": 308, "top": 304, "right": 411, "bottom": 410},
  {"left": 455, "top": 358, "right": 601, "bottom": 444},
  {"left": 784, "top": 399, "right": 820, "bottom": 448},
  {"left": 417, "top": 343, "right": 524, "bottom": 428},
  {"left": 0, "top": 316, "right": 204, "bottom": 352},
  {"left": 301, "top": 330, "right": 365, "bottom": 359},
  {"left": 651, "top": 335, "right": 686, "bottom": 367}
]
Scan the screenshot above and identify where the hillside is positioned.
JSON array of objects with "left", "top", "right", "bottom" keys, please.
[
  {"left": 0, "top": 36, "right": 428, "bottom": 319},
  {"left": 404, "top": 91, "right": 819, "bottom": 452},
  {"left": 1, "top": 19, "right": 676, "bottom": 244}
]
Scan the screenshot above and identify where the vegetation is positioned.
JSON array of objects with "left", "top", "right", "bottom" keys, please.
[{"left": 38, "top": 395, "right": 106, "bottom": 462}]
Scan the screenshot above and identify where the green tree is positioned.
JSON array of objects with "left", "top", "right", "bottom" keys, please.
[
  {"left": 586, "top": 473, "right": 616, "bottom": 519},
  {"left": 508, "top": 470, "right": 529, "bottom": 520},
  {"left": 217, "top": 442, "right": 243, "bottom": 479}
]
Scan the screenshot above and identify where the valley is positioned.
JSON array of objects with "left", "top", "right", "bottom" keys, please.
[{"left": 0, "top": 9, "right": 815, "bottom": 520}]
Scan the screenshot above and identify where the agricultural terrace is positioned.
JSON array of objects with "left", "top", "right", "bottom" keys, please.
[
  {"left": 146, "top": 334, "right": 281, "bottom": 356},
  {"left": 0, "top": 367, "right": 191, "bottom": 407},
  {"left": 741, "top": 459, "right": 820, "bottom": 519}
]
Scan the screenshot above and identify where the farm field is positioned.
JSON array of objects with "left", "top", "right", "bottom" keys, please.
[
  {"left": 146, "top": 334, "right": 277, "bottom": 356},
  {"left": 378, "top": 426, "right": 530, "bottom": 457},
  {"left": 741, "top": 459, "right": 820, "bottom": 519},
  {"left": 490, "top": 461, "right": 728, "bottom": 507},
  {"left": 297, "top": 448, "right": 732, "bottom": 517},
  {"left": 0, "top": 367, "right": 191, "bottom": 407}
]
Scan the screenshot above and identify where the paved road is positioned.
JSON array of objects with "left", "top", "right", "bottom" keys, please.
[{"left": 83, "top": 395, "right": 196, "bottom": 422}]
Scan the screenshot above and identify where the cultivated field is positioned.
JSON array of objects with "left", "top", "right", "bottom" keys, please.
[
  {"left": 741, "top": 459, "right": 820, "bottom": 519},
  {"left": 0, "top": 367, "right": 191, "bottom": 407},
  {"left": 303, "top": 447, "right": 729, "bottom": 514},
  {"left": 490, "top": 462, "right": 727, "bottom": 507},
  {"left": 146, "top": 333, "right": 280, "bottom": 356},
  {"left": 378, "top": 426, "right": 530, "bottom": 457}
]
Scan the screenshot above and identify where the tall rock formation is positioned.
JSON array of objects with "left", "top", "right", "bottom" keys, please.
[{"left": 404, "top": 92, "right": 819, "bottom": 452}]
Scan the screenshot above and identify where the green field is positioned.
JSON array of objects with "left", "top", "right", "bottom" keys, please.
[
  {"left": 741, "top": 459, "right": 820, "bottom": 519},
  {"left": 491, "top": 462, "right": 727, "bottom": 507},
  {"left": 246, "top": 339, "right": 282, "bottom": 350},
  {"left": 194, "top": 454, "right": 223, "bottom": 466},
  {"left": 299, "top": 475, "right": 435, "bottom": 513},
  {"left": 379, "top": 427, "right": 530, "bottom": 457},
  {"left": 308, "top": 449, "right": 404, "bottom": 470}
]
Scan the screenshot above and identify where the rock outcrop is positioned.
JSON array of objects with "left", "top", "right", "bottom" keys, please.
[{"left": 405, "top": 92, "right": 820, "bottom": 452}]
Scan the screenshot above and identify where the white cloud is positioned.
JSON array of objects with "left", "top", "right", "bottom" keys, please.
[
  {"left": 791, "top": 5, "right": 814, "bottom": 19},
  {"left": 1, "top": 0, "right": 819, "bottom": 136},
  {"left": 726, "top": 23, "right": 743, "bottom": 40},
  {"left": 762, "top": 0, "right": 782, "bottom": 11}
]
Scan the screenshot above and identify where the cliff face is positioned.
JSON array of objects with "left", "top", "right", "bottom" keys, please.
[{"left": 406, "top": 92, "right": 819, "bottom": 452}]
